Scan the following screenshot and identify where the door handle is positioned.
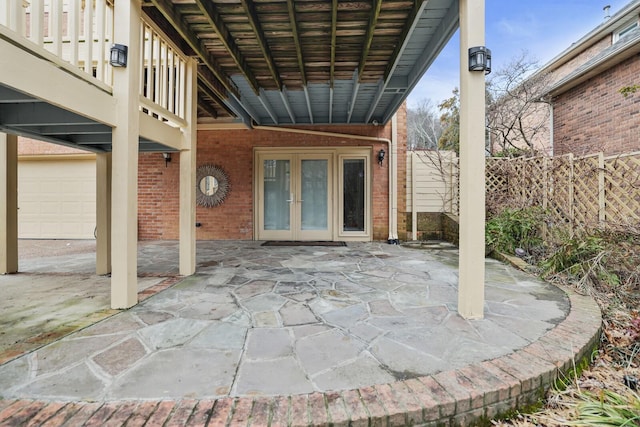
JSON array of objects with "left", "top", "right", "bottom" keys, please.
[{"left": 286, "top": 192, "right": 294, "bottom": 203}]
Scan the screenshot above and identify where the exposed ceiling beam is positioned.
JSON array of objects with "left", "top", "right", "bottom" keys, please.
[
  {"left": 0, "top": 103, "right": 95, "bottom": 126},
  {"left": 258, "top": 88, "right": 278, "bottom": 124},
  {"left": 407, "top": 2, "right": 459, "bottom": 87},
  {"left": 303, "top": 86, "right": 313, "bottom": 124},
  {"left": 347, "top": 69, "right": 360, "bottom": 123},
  {"left": 241, "top": 0, "right": 283, "bottom": 91},
  {"left": 0, "top": 86, "right": 41, "bottom": 103},
  {"left": 149, "top": 0, "right": 238, "bottom": 100},
  {"left": 142, "top": 8, "right": 193, "bottom": 56},
  {"left": 330, "top": 0, "right": 338, "bottom": 88},
  {"left": 383, "top": 1, "right": 459, "bottom": 123},
  {"left": 65, "top": 134, "right": 113, "bottom": 144},
  {"left": 197, "top": 96, "right": 219, "bottom": 119},
  {"left": 280, "top": 88, "right": 296, "bottom": 124},
  {"left": 286, "top": 0, "right": 307, "bottom": 86},
  {"left": 383, "top": 0, "right": 429, "bottom": 81},
  {"left": 197, "top": 66, "right": 238, "bottom": 117},
  {"left": 193, "top": 0, "right": 260, "bottom": 94},
  {"left": 20, "top": 124, "right": 111, "bottom": 135},
  {"left": 357, "top": 0, "right": 382, "bottom": 82},
  {"left": 0, "top": 124, "right": 107, "bottom": 153},
  {"left": 139, "top": 141, "right": 178, "bottom": 153},
  {"left": 224, "top": 96, "right": 255, "bottom": 126},
  {"left": 364, "top": 79, "right": 385, "bottom": 123},
  {"left": 329, "top": 87, "right": 334, "bottom": 124}
]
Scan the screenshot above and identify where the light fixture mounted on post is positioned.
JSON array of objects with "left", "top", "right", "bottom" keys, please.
[
  {"left": 377, "top": 149, "right": 386, "bottom": 166},
  {"left": 162, "top": 152, "right": 171, "bottom": 167},
  {"left": 110, "top": 44, "right": 128, "bottom": 67},
  {"left": 468, "top": 46, "right": 491, "bottom": 75}
]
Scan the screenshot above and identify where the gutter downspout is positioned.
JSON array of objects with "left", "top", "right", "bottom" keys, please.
[
  {"left": 388, "top": 114, "right": 399, "bottom": 244},
  {"left": 549, "top": 102, "right": 554, "bottom": 155},
  {"left": 252, "top": 125, "right": 398, "bottom": 243}
]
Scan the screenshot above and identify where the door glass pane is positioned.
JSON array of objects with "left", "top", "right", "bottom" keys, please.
[
  {"left": 343, "top": 159, "right": 365, "bottom": 231},
  {"left": 263, "top": 159, "right": 290, "bottom": 230},
  {"left": 301, "top": 159, "right": 328, "bottom": 231}
]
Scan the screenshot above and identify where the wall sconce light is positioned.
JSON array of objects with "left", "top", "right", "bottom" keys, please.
[
  {"left": 377, "top": 149, "right": 386, "bottom": 166},
  {"left": 468, "top": 46, "right": 491, "bottom": 75},
  {"left": 162, "top": 152, "right": 171, "bottom": 167},
  {"left": 110, "top": 44, "right": 128, "bottom": 67}
]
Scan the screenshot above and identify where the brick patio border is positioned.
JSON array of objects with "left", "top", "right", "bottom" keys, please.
[{"left": 0, "top": 282, "right": 601, "bottom": 427}]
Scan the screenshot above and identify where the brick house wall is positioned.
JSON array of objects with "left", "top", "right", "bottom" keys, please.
[
  {"left": 138, "top": 104, "right": 407, "bottom": 241},
  {"left": 16, "top": 112, "right": 407, "bottom": 242},
  {"left": 549, "top": 36, "right": 612, "bottom": 83},
  {"left": 553, "top": 55, "right": 640, "bottom": 156},
  {"left": 491, "top": 36, "right": 616, "bottom": 156}
]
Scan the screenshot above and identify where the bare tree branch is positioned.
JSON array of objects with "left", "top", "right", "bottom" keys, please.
[
  {"left": 487, "top": 50, "right": 552, "bottom": 157},
  {"left": 407, "top": 99, "right": 442, "bottom": 150}
]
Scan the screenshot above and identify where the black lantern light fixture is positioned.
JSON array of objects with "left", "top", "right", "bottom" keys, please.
[
  {"left": 377, "top": 149, "right": 386, "bottom": 166},
  {"left": 110, "top": 44, "right": 128, "bottom": 67},
  {"left": 162, "top": 152, "right": 171, "bottom": 167},
  {"left": 468, "top": 46, "right": 491, "bottom": 75}
]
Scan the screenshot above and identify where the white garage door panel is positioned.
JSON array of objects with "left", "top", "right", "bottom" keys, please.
[{"left": 18, "top": 159, "right": 96, "bottom": 239}]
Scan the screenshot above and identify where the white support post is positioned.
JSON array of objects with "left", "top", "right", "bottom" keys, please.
[
  {"left": 179, "top": 57, "right": 198, "bottom": 276},
  {"left": 458, "top": 0, "right": 486, "bottom": 319},
  {"left": 0, "top": 133, "right": 18, "bottom": 274},
  {"left": 96, "top": 153, "right": 112, "bottom": 275},
  {"left": 110, "top": 0, "right": 141, "bottom": 309}
]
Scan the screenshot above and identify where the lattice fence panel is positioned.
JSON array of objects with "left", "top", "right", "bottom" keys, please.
[
  {"left": 547, "top": 155, "right": 573, "bottom": 229},
  {"left": 486, "top": 158, "right": 519, "bottom": 214},
  {"left": 520, "top": 157, "right": 547, "bottom": 208},
  {"left": 486, "top": 158, "right": 510, "bottom": 194},
  {"left": 508, "top": 158, "right": 527, "bottom": 207},
  {"left": 572, "top": 156, "right": 601, "bottom": 228},
  {"left": 604, "top": 155, "right": 640, "bottom": 225},
  {"left": 423, "top": 152, "right": 640, "bottom": 235}
]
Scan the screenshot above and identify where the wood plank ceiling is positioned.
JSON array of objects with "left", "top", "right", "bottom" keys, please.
[{"left": 141, "top": 0, "right": 458, "bottom": 126}]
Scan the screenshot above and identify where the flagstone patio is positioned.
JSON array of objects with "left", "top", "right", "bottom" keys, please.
[{"left": 0, "top": 240, "right": 601, "bottom": 426}]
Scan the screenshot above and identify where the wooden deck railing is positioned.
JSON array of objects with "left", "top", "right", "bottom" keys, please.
[
  {"left": 1, "top": 0, "right": 188, "bottom": 127},
  {"left": 140, "top": 17, "right": 188, "bottom": 127}
]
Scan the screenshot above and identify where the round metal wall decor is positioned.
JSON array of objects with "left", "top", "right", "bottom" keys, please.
[{"left": 196, "top": 164, "right": 230, "bottom": 207}]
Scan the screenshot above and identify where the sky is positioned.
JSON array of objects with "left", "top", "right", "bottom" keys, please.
[{"left": 406, "top": 0, "right": 630, "bottom": 108}]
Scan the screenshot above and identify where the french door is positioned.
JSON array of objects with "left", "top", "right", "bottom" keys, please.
[{"left": 257, "top": 153, "right": 333, "bottom": 240}]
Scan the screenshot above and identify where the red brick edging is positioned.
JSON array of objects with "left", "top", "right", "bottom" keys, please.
[{"left": 0, "top": 283, "right": 601, "bottom": 426}]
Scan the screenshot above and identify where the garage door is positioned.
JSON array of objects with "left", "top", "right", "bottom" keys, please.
[{"left": 18, "top": 158, "right": 96, "bottom": 239}]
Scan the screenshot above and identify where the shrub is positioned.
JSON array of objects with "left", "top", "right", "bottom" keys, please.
[
  {"left": 541, "top": 233, "right": 606, "bottom": 276},
  {"left": 485, "top": 207, "right": 545, "bottom": 254}
]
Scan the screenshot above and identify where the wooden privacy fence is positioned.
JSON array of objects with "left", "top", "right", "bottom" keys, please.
[
  {"left": 406, "top": 150, "right": 458, "bottom": 240},
  {"left": 486, "top": 152, "right": 640, "bottom": 231}
]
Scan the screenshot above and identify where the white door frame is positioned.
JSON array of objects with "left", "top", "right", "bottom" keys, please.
[{"left": 254, "top": 147, "right": 372, "bottom": 241}]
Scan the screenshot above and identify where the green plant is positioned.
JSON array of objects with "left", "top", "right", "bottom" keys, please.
[
  {"left": 568, "top": 388, "right": 640, "bottom": 426},
  {"left": 485, "top": 207, "right": 545, "bottom": 254},
  {"left": 541, "top": 234, "right": 606, "bottom": 276}
]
